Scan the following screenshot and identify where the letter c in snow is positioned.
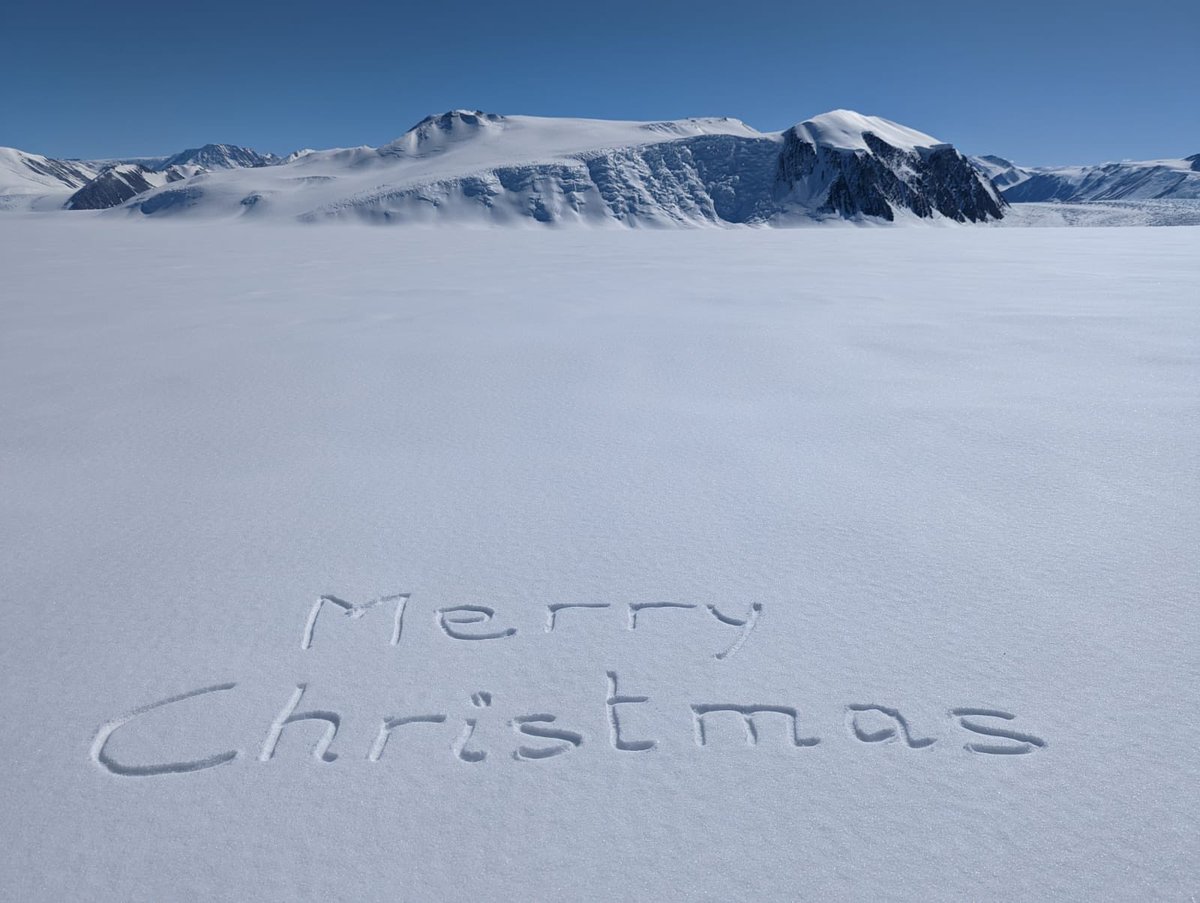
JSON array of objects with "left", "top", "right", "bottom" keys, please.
[{"left": 90, "top": 683, "right": 241, "bottom": 776}]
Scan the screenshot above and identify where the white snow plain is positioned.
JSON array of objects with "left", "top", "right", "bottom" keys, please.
[{"left": 1, "top": 219, "right": 1197, "bottom": 902}]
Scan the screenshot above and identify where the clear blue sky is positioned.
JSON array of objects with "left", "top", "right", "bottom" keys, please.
[{"left": 4, "top": 0, "right": 1196, "bottom": 165}]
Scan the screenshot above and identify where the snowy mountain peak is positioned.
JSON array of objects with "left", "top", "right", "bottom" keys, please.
[
  {"left": 158, "top": 143, "right": 279, "bottom": 170},
  {"left": 408, "top": 109, "right": 507, "bottom": 135},
  {"left": 791, "top": 110, "right": 945, "bottom": 152},
  {"left": 381, "top": 111, "right": 507, "bottom": 157}
]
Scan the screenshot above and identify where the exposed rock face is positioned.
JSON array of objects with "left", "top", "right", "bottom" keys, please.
[
  {"left": 776, "top": 129, "right": 1005, "bottom": 222},
  {"left": 65, "top": 165, "right": 159, "bottom": 210}
]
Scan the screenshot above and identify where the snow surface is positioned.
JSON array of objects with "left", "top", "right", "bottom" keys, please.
[
  {"left": 1, "top": 219, "right": 1198, "bottom": 901},
  {"left": 790, "top": 109, "right": 945, "bottom": 152}
]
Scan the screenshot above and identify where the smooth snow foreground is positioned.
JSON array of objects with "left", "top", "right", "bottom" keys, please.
[{"left": 1, "top": 220, "right": 1197, "bottom": 901}]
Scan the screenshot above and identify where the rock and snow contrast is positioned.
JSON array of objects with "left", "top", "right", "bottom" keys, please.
[
  {"left": 2, "top": 218, "right": 1198, "bottom": 901},
  {"left": 0, "top": 147, "right": 98, "bottom": 210},
  {"left": 9, "top": 110, "right": 1200, "bottom": 227},
  {"left": 156, "top": 143, "right": 281, "bottom": 171},
  {"left": 967, "top": 152, "right": 1200, "bottom": 227},
  {"left": 972, "top": 152, "right": 1200, "bottom": 202},
  {"left": 64, "top": 163, "right": 200, "bottom": 210},
  {"left": 0, "top": 143, "right": 275, "bottom": 212},
  {"left": 2, "top": 110, "right": 1006, "bottom": 225}
]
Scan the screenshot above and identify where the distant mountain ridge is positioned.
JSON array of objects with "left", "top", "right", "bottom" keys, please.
[
  {"left": 970, "top": 153, "right": 1200, "bottom": 202},
  {"left": 0, "top": 143, "right": 276, "bottom": 211},
  {"left": 64, "top": 144, "right": 280, "bottom": 210},
  {"left": 158, "top": 144, "right": 281, "bottom": 171}
]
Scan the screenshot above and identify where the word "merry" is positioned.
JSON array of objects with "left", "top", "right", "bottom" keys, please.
[{"left": 303, "top": 592, "right": 763, "bottom": 661}]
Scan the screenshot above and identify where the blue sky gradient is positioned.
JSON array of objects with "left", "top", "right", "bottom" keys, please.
[{"left": 3, "top": 0, "right": 1196, "bottom": 164}]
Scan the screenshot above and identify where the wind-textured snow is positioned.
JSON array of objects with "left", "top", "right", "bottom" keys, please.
[{"left": 1, "top": 218, "right": 1197, "bottom": 902}]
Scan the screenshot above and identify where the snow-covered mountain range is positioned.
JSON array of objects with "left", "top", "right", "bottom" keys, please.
[
  {"left": 0, "top": 143, "right": 280, "bottom": 212},
  {"left": 971, "top": 153, "right": 1200, "bottom": 202},
  {"left": 1, "top": 111, "right": 1004, "bottom": 225},
  {"left": 3, "top": 110, "right": 1197, "bottom": 225}
]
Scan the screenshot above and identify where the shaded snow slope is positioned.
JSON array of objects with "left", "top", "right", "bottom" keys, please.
[{"left": 0, "top": 147, "right": 98, "bottom": 210}]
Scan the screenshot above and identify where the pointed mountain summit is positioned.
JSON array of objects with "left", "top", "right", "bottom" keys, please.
[{"left": 158, "top": 144, "right": 280, "bottom": 170}]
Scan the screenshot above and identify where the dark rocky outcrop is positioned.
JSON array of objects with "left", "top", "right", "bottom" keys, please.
[
  {"left": 775, "top": 129, "right": 1005, "bottom": 222},
  {"left": 65, "top": 166, "right": 157, "bottom": 210}
]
